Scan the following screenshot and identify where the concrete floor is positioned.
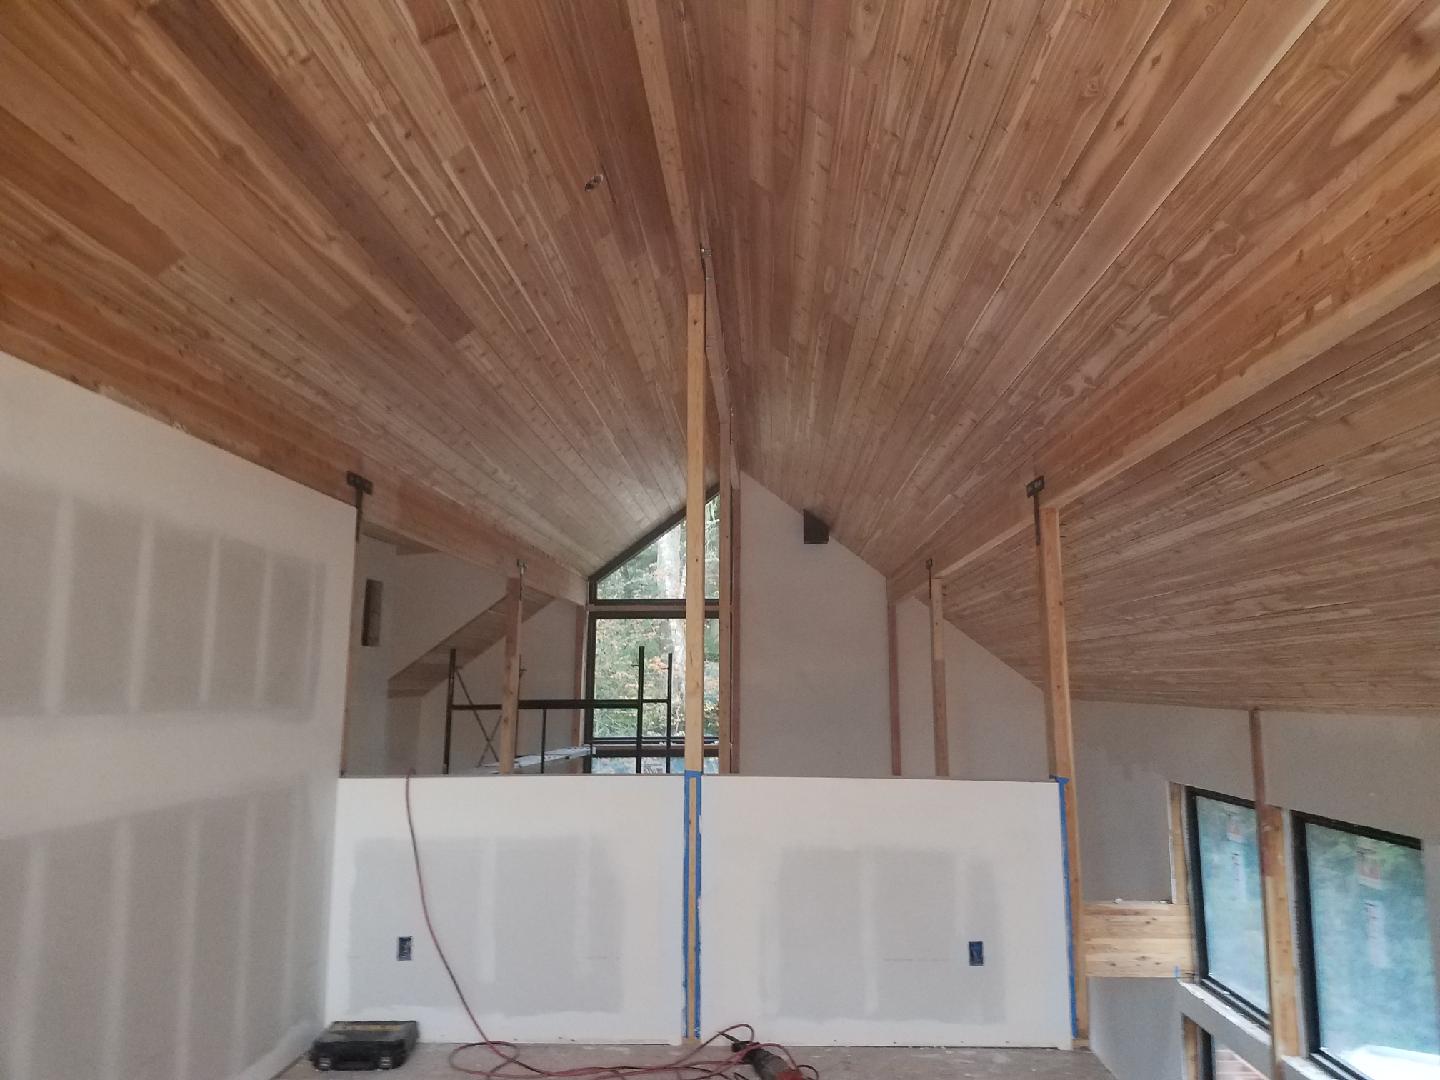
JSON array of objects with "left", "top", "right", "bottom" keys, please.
[{"left": 278, "top": 1042, "right": 1114, "bottom": 1078}]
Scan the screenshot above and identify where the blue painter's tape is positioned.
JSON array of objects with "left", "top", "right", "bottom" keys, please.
[
  {"left": 1054, "top": 775, "right": 1078, "bottom": 1040},
  {"left": 682, "top": 769, "right": 704, "bottom": 1039}
]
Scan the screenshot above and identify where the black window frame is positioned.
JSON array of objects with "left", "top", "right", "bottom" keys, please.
[
  {"left": 1186, "top": 785, "right": 1271, "bottom": 1027},
  {"left": 1292, "top": 810, "right": 1429, "bottom": 1080},
  {"left": 587, "top": 487, "right": 721, "bottom": 607},
  {"left": 585, "top": 492, "right": 722, "bottom": 774},
  {"left": 584, "top": 608, "right": 720, "bottom": 773}
]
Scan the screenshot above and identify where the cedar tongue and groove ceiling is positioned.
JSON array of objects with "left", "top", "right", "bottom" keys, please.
[{"left": 0, "top": 0, "right": 1437, "bottom": 711}]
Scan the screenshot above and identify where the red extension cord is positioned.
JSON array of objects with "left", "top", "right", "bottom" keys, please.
[{"left": 402, "top": 774, "right": 818, "bottom": 1080}]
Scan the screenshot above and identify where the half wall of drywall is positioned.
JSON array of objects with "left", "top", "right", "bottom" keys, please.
[
  {"left": 327, "top": 776, "right": 684, "bottom": 1043},
  {"left": 328, "top": 776, "right": 1072, "bottom": 1048},
  {"left": 0, "top": 352, "right": 355, "bottom": 1080},
  {"left": 702, "top": 777, "right": 1072, "bottom": 1047},
  {"left": 1075, "top": 700, "right": 1440, "bottom": 1080}
]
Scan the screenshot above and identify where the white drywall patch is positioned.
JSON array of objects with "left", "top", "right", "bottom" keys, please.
[
  {"left": 327, "top": 777, "right": 685, "bottom": 1044},
  {"left": 699, "top": 777, "right": 1072, "bottom": 1047}
]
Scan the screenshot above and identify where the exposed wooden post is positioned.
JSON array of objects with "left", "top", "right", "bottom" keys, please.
[
  {"left": 1037, "top": 505, "right": 1087, "bottom": 1040},
  {"left": 681, "top": 289, "right": 705, "bottom": 1040},
  {"left": 926, "top": 559, "right": 950, "bottom": 777},
  {"left": 1169, "top": 782, "right": 1191, "bottom": 905},
  {"left": 729, "top": 471, "right": 742, "bottom": 774},
  {"left": 1182, "top": 1017, "right": 1203, "bottom": 1080},
  {"left": 717, "top": 415, "right": 734, "bottom": 774},
  {"left": 571, "top": 603, "right": 586, "bottom": 772},
  {"left": 498, "top": 564, "right": 524, "bottom": 774},
  {"left": 886, "top": 598, "right": 902, "bottom": 776},
  {"left": 684, "top": 291, "right": 706, "bottom": 775},
  {"left": 1250, "top": 707, "right": 1302, "bottom": 1067}
]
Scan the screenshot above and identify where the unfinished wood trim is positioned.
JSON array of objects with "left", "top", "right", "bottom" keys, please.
[
  {"left": 886, "top": 597, "right": 902, "bottom": 777},
  {"left": 498, "top": 568, "right": 524, "bottom": 775},
  {"left": 1182, "top": 1016, "right": 1203, "bottom": 1080},
  {"left": 927, "top": 561, "right": 950, "bottom": 778},
  {"left": 702, "top": 247, "right": 733, "bottom": 429},
  {"left": 1038, "top": 506, "right": 1087, "bottom": 1039},
  {"left": 681, "top": 289, "right": 705, "bottom": 1041},
  {"left": 1082, "top": 901, "right": 1195, "bottom": 979},
  {"left": 570, "top": 603, "right": 586, "bottom": 772},
  {"left": 683, "top": 290, "right": 706, "bottom": 775},
  {"left": 717, "top": 415, "right": 734, "bottom": 774},
  {"left": 1250, "top": 707, "right": 1302, "bottom": 1065},
  {"left": 629, "top": 0, "right": 703, "bottom": 297},
  {"left": 1169, "top": 782, "right": 1192, "bottom": 906},
  {"left": 729, "top": 468, "right": 742, "bottom": 775},
  {"left": 338, "top": 520, "right": 363, "bottom": 776}
]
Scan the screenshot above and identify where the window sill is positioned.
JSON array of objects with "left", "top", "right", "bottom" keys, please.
[{"left": 1279, "top": 1056, "right": 1336, "bottom": 1080}]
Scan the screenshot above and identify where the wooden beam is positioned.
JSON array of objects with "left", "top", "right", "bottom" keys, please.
[
  {"left": 684, "top": 291, "right": 706, "bottom": 774},
  {"left": 702, "top": 248, "right": 735, "bottom": 450},
  {"left": 1169, "top": 782, "right": 1191, "bottom": 906},
  {"left": 730, "top": 467, "right": 743, "bottom": 775},
  {"left": 927, "top": 561, "right": 950, "bottom": 777},
  {"left": 886, "top": 598, "right": 902, "bottom": 777},
  {"left": 1250, "top": 707, "right": 1302, "bottom": 1067},
  {"left": 681, "top": 288, "right": 705, "bottom": 1041},
  {"left": 628, "top": 0, "right": 703, "bottom": 296},
  {"left": 571, "top": 603, "right": 586, "bottom": 773},
  {"left": 1182, "top": 1017, "right": 1203, "bottom": 1080},
  {"left": 498, "top": 567, "right": 524, "bottom": 775},
  {"left": 1038, "top": 506, "right": 1087, "bottom": 1040},
  {"left": 717, "top": 414, "right": 734, "bottom": 774}
]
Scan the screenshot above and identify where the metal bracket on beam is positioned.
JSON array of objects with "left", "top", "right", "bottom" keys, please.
[
  {"left": 345, "top": 471, "right": 373, "bottom": 541},
  {"left": 1026, "top": 475, "right": 1045, "bottom": 546}
]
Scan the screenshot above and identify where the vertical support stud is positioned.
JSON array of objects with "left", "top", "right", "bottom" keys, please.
[
  {"left": 1250, "top": 707, "right": 1302, "bottom": 1068},
  {"left": 886, "top": 598, "right": 902, "bottom": 776},
  {"left": 682, "top": 289, "right": 705, "bottom": 1040},
  {"left": 1037, "top": 505, "right": 1087, "bottom": 1041},
  {"left": 718, "top": 416, "right": 734, "bottom": 774},
  {"left": 499, "top": 564, "right": 524, "bottom": 774},
  {"left": 927, "top": 559, "right": 950, "bottom": 777}
]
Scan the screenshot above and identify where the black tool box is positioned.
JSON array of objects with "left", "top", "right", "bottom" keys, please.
[{"left": 309, "top": 1020, "right": 419, "bottom": 1071}]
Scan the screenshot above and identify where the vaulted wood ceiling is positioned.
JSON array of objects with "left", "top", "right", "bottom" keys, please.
[{"left": 0, "top": 0, "right": 1436, "bottom": 710}]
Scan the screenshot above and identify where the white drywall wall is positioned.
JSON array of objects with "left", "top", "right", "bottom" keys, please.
[
  {"left": 701, "top": 777, "right": 1073, "bottom": 1047},
  {"left": 327, "top": 777, "right": 684, "bottom": 1043},
  {"left": 733, "top": 473, "right": 1046, "bottom": 781},
  {"left": 346, "top": 536, "right": 401, "bottom": 776},
  {"left": 895, "top": 598, "right": 1049, "bottom": 780},
  {"left": 737, "top": 475, "right": 891, "bottom": 777},
  {"left": 384, "top": 552, "right": 507, "bottom": 679},
  {"left": 0, "top": 352, "right": 353, "bottom": 1080},
  {"left": 1074, "top": 700, "right": 1440, "bottom": 1080}
]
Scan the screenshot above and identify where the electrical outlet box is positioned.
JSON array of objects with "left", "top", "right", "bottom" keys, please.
[
  {"left": 968, "top": 940, "right": 984, "bottom": 966},
  {"left": 397, "top": 936, "right": 413, "bottom": 961}
]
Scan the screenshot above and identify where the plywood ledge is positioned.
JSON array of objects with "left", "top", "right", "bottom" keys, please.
[{"left": 1083, "top": 900, "right": 1195, "bottom": 979}]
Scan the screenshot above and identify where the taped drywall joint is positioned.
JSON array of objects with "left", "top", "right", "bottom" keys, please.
[
  {"left": 1053, "top": 774, "right": 1079, "bottom": 1040},
  {"left": 682, "top": 769, "right": 703, "bottom": 1040}
]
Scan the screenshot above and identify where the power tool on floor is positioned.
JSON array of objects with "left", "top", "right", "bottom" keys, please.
[{"left": 726, "top": 1036, "right": 806, "bottom": 1080}]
